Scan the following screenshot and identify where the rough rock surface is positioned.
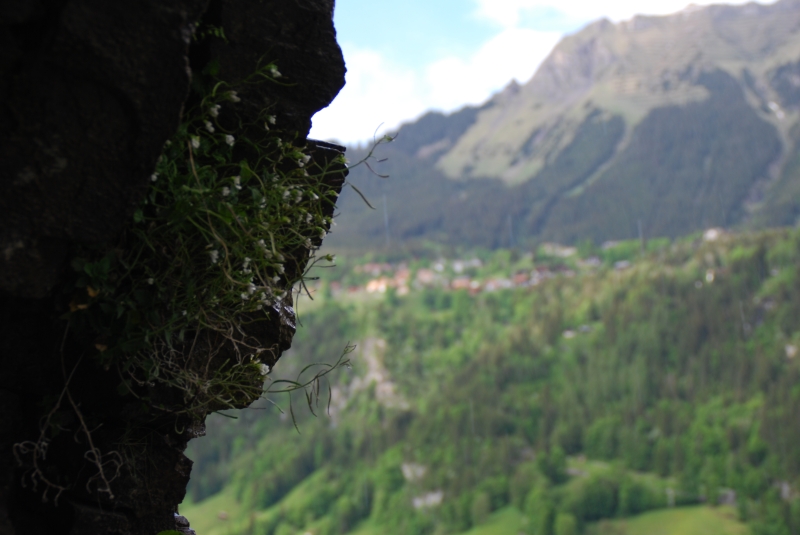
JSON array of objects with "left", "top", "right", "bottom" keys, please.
[{"left": 0, "top": 1, "right": 346, "bottom": 534}]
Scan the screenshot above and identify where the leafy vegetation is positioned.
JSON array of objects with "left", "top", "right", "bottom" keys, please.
[
  {"left": 64, "top": 61, "right": 341, "bottom": 418},
  {"left": 183, "top": 228, "right": 800, "bottom": 534},
  {"left": 12, "top": 55, "right": 352, "bottom": 504}
]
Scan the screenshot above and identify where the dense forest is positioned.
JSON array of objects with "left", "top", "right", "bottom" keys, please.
[{"left": 182, "top": 228, "right": 800, "bottom": 535}]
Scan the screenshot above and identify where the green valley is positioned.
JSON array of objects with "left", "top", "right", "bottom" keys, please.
[{"left": 182, "top": 228, "right": 800, "bottom": 535}]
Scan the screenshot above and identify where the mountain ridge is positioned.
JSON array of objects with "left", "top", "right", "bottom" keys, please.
[
  {"left": 440, "top": 0, "right": 800, "bottom": 181},
  {"left": 328, "top": 0, "right": 800, "bottom": 252}
]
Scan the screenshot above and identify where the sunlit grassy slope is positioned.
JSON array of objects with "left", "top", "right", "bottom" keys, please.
[
  {"left": 182, "top": 497, "right": 747, "bottom": 535},
  {"left": 458, "top": 506, "right": 748, "bottom": 535},
  {"left": 587, "top": 506, "right": 747, "bottom": 535},
  {"left": 458, "top": 507, "right": 526, "bottom": 535},
  {"left": 181, "top": 470, "right": 337, "bottom": 535},
  {"left": 179, "top": 488, "right": 242, "bottom": 535}
]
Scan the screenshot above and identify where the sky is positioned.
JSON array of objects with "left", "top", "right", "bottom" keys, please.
[{"left": 309, "top": 0, "right": 778, "bottom": 145}]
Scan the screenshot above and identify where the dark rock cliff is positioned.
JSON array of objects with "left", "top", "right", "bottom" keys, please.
[{"left": 0, "top": 1, "right": 346, "bottom": 534}]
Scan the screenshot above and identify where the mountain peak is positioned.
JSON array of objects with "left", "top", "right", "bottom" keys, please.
[
  {"left": 497, "top": 79, "right": 521, "bottom": 100},
  {"left": 433, "top": 0, "right": 800, "bottom": 184},
  {"left": 332, "top": 0, "right": 800, "bottom": 250}
]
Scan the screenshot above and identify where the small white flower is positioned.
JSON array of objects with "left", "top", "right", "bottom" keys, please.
[
  {"left": 225, "top": 134, "right": 235, "bottom": 146},
  {"left": 209, "top": 249, "right": 220, "bottom": 264},
  {"left": 221, "top": 187, "right": 230, "bottom": 197},
  {"left": 247, "top": 283, "right": 257, "bottom": 295},
  {"left": 272, "top": 275, "right": 280, "bottom": 283},
  {"left": 147, "top": 278, "right": 155, "bottom": 285},
  {"left": 204, "top": 120, "right": 215, "bottom": 133},
  {"left": 278, "top": 264, "right": 285, "bottom": 274},
  {"left": 209, "top": 104, "right": 220, "bottom": 117},
  {"left": 259, "top": 363, "right": 270, "bottom": 376},
  {"left": 269, "top": 66, "right": 282, "bottom": 78},
  {"left": 312, "top": 193, "right": 319, "bottom": 200},
  {"left": 241, "top": 292, "right": 248, "bottom": 300},
  {"left": 319, "top": 229, "right": 326, "bottom": 239},
  {"left": 277, "top": 253, "right": 285, "bottom": 262},
  {"left": 258, "top": 239, "right": 267, "bottom": 249},
  {"left": 283, "top": 189, "right": 291, "bottom": 199},
  {"left": 191, "top": 137, "right": 200, "bottom": 149},
  {"left": 306, "top": 213, "right": 313, "bottom": 223},
  {"left": 228, "top": 91, "right": 241, "bottom": 103},
  {"left": 301, "top": 154, "right": 311, "bottom": 165},
  {"left": 182, "top": 310, "right": 187, "bottom": 316},
  {"left": 304, "top": 238, "right": 312, "bottom": 249},
  {"left": 268, "top": 115, "right": 277, "bottom": 125},
  {"left": 233, "top": 175, "right": 241, "bottom": 190},
  {"left": 150, "top": 172, "right": 159, "bottom": 182}
]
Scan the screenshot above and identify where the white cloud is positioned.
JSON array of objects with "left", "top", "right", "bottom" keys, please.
[
  {"left": 425, "top": 28, "right": 561, "bottom": 107},
  {"left": 310, "top": 29, "right": 560, "bottom": 145},
  {"left": 312, "top": 0, "right": 779, "bottom": 144},
  {"left": 474, "top": 0, "right": 777, "bottom": 29},
  {"left": 474, "top": 0, "right": 549, "bottom": 28},
  {"left": 309, "top": 45, "right": 425, "bottom": 145}
]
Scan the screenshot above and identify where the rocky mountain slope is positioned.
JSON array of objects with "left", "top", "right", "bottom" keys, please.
[{"left": 330, "top": 0, "right": 800, "bottom": 251}]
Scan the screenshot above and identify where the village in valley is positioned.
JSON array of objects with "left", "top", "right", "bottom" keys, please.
[
  {"left": 299, "top": 229, "right": 731, "bottom": 305},
  {"left": 335, "top": 254, "right": 576, "bottom": 298}
]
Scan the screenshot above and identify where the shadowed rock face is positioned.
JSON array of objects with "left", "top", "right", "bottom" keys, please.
[
  {"left": 0, "top": 0, "right": 209, "bottom": 298},
  {"left": 0, "top": 1, "right": 346, "bottom": 534}
]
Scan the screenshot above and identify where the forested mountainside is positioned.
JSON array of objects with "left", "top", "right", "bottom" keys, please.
[
  {"left": 182, "top": 228, "right": 800, "bottom": 535},
  {"left": 327, "top": 0, "right": 800, "bottom": 251}
]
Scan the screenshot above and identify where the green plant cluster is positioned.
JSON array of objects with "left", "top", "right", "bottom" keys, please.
[
  {"left": 185, "top": 228, "right": 800, "bottom": 535},
  {"left": 65, "top": 61, "right": 342, "bottom": 418}
]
